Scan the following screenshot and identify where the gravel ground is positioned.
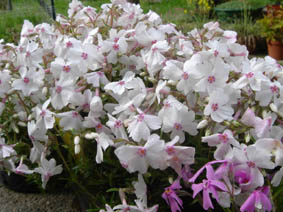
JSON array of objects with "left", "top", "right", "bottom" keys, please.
[{"left": 0, "top": 185, "right": 80, "bottom": 212}]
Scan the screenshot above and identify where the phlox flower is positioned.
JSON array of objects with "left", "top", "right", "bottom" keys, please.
[
  {"left": 162, "top": 179, "right": 183, "bottom": 212},
  {"left": 202, "top": 129, "right": 240, "bottom": 160},
  {"left": 165, "top": 136, "right": 195, "bottom": 174},
  {"left": 104, "top": 71, "right": 135, "bottom": 95},
  {"left": 12, "top": 66, "right": 44, "bottom": 96},
  {"left": 204, "top": 89, "right": 234, "bottom": 123},
  {"left": 57, "top": 110, "right": 83, "bottom": 131},
  {"left": 0, "top": 137, "right": 16, "bottom": 159},
  {"left": 51, "top": 77, "right": 74, "bottom": 110},
  {"left": 34, "top": 98, "right": 55, "bottom": 130},
  {"left": 34, "top": 157, "right": 63, "bottom": 189},
  {"left": 162, "top": 107, "right": 198, "bottom": 143},
  {"left": 114, "top": 134, "right": 166, "bottom": 174},
  {"left": 91, "top": 132, "right": 113, "bottom": 163},
  {"left": 127, "top": 108, "right": 161, "bottom": 142},
  {"left": 240, "top": 186, "right": 272, "bottom": 212},
  {"left": 0, "top": 69, "right": 11, "bottom": 98},
  {"left": 190, "top": 162, "right": 228, "bottom": 210}
]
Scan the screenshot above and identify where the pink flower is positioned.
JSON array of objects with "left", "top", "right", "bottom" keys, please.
[
  {"left": 189, "top": 161, "right": 228, "bottom": 210},
  {"left": 162, "top": 179, "right": 183, "bottom": 212},
  {"left": 240, "top": 186, "right": 272, "bottom": 212}
]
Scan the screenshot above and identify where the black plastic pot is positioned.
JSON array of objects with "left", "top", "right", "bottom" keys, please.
[{"left": 0, "top": 171, "right": 41, "bottom": 193}]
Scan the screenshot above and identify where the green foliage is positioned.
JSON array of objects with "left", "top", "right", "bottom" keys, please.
[
  {"left": 257, "top": 6, "right": 283, "bottom": 42},
  {"left": 215, "top": 0, "right": 275, "bottom": 10},
  {"left": 0, "top": 0, "right": 51, "bottom": 43}
]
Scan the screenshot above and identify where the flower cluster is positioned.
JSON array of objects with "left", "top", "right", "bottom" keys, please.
[{"left": 0, "top": 0, "right": 283, "bottom": 211}]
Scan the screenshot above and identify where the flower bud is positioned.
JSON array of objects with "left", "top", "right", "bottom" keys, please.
[
  {"left": 18, "top": 121, "right": 27, "bottom": 127},
  {"left": 75, "top": 145, "right": 80, "bottom": 155},
  {"left": 262, "top": 110, "right": 268, "bottom": 119},
  {"left": 139, "top": 72, "right": 147, "bottom": 77},
  {"left": 148, "top": 77, "right": 157, "bottom": 84},
  {"left": 11, "top": 123, "right": 19, "bottom": 134},
  {"left": 42, "top": 87, "right": 48, "bottom": 96},
  {"left": 205, "top": 128, "right": 211, "bottom": 136},
  {"left": 197, "top": 119, "right": 208, "bottom": 129},
  {"left": 269, "top": 103, "right": 278, "bottom": 113},
  {"left": 168, "top": 80, "right": 177, "bottom": 86},
  {"left": 245, "top": 133, "right": 251, "bottom": 143},
  {"left": 85, "top": 132, "right": 97, "bottom": 139},
  {"left": 74, "top": 136, "right": 80, "bottom": 145}
]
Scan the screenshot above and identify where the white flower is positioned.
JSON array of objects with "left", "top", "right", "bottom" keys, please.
[
  {"left": 34, "top": 98, "right": 55, "bottom": 130},
  {"left": 162, "top": 107, "right": 198, "bottom": 142},
  {"left": 12, "top": 67, "right": 43, "bottom": 96},
  {"left": 0, "top": 137, "right": 16, "bottom": 159},
  {"left": 204, "top": 89, "right": 234, "bottom": 123},
  {"left": 51, "top": 77, "right": 74, "bottom": 110},
  {"left": 114, "top": 134, "right": 166, "bottom": 173},
  {"left": 34, "top": 157, "right": 63, "bottom": 189},
  {"left": 57, "top": 110, "right": 83, "bottom": 131},
  {"left": 104, "top": 71, "right": 135, "bottom": 95},
  {"left": 127, "top": 109, "right": 161, "bottom": 142}
]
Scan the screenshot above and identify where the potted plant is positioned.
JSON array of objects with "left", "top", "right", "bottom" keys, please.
[{"left": 257, "top": 5, "right": 283, "bottom": 60}]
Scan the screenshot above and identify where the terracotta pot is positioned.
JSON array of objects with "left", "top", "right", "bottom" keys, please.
[{"left": 267, "top": 40, "right": 283, "bottom": 60}]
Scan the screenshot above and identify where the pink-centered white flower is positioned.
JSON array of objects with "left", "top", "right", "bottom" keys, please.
[
  {"left": 127, "top": 109, "right": 161, "bottom": 142},
  {"left": 114, "top": 134, "right": 167, "bottom": 173},
  {"left": 34, "top": 157, "right": 63, "bottom": 189}
]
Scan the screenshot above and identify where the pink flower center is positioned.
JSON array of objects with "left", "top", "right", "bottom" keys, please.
[
  {"left": 218, "top": 133, "right": 228, "bottom": 143},
  {"left": 72, "top": 111, "right": 79, "bottom": 118},
  {"left": 247, "top": 161, "right": 256, "bottom": 168},
  {"left": 174, "top": 122, "right": 183, "bottom": 131},
  {"left": 56, "top": 86, "right": 62, "bottom": 94},
  {"left": 45, "top": 69, "right": 51, "bottom": 74},
  {"left": 113, "top": 44, "right": 119, "bottom": 51},
  {"left": 270, "top": 85, "right": 279, "bottom": 93},
  {"left": 182, "top": 72, "right": 189, "bottom": 80},
  {"left": 63, "top": 65, "right": 71, "bottom": 73},
  {"left": 114, "top": 120, "right": 122, "bottom": 128},
  {"left": 26, "top": 51, "right": 31, "bottom": 57},
  {"left": 82, "top": 103, "right": 90, "bottom": 110},
  {"left": 211, "top": 103, "right": 218, "bottom": 111},
  {"left": 129, "top": 12, "right": 135, "bottom": 19},
  {"left": 114, "top": 37, "right": 119, "bottom": 43},
  {"left": 207, "top": 76, "right": 215, "bottom": 83},
  {"left": 203, "top": 180, "right": 211, "bottom": 190},
  {"left": 129, "top": 64, "right": 136, "bottom": 70},
  {"left": 166, "top": 146, "right": 175, "bottom": 155},
  {"left": 97, "top": 71, "right": 104, "bottom": 77},
  {"left": 165, "top": 188, "right": 172, "bottom": 195},
  {"left": 245, "top": 72, "right": 254, "bottom": 78},
  {"left": 137, "top": 113, "right": 145, "bottom": 122},
  {"left": 81, "top": 52, "right": 88, "bottom": 60},
  {"left": 96, "top": 123, "right": 103, "bottom": 131},
  {"left": 118, "top": 80, "right": 125, "bottom": 86},
  {"left": 152, "top": 47, "right": 158, "bottom": 52},
  {"left": 137, "top": 147, "right": 146, "bottom": 157},
  {"left": 66, "top": 41, "right": 73, "bottom": 48},
  {"left": 214, "top": 50, "right": 219, "bottom": 56},
  {"left": 23, "top": 77, "right": 30, "bottom": 84},
  {"left": 152, "top": 40, "right": 157, "bottom": 45},
  {"left": 164, "top": 102, "right": 171, "bottom": 108},
  {"left": 40, "top": 110, "right": 46, "bottom": 117}
]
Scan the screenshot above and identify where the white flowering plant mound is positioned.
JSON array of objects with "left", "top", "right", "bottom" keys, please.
[{"left": 0, "top": 0, "right": 283, "bottom": 211}]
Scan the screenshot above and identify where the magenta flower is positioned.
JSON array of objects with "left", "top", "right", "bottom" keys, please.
[
  {"left": 189, "top": 161, "right": 228, "bottom": 210},
  {"left": 240, "top": 186, "right": 272, "bottom": 212},
  {"left": 162, "top": 179, "right": 183, "bottom": 212}
]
